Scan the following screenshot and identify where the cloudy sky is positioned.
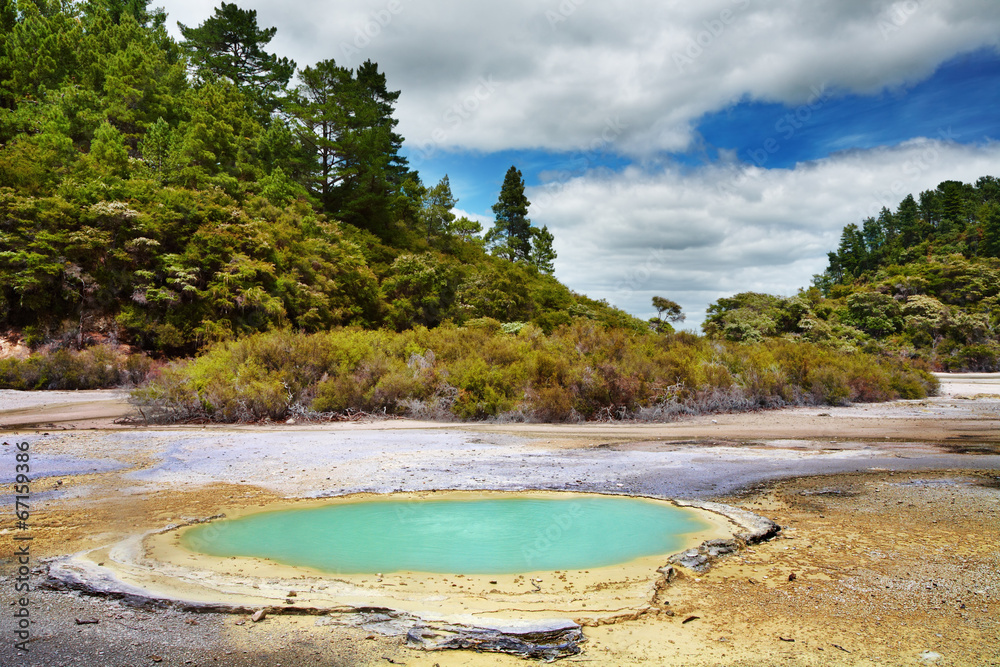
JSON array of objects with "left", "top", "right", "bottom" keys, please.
[{"left": 162, "top": 0, "right": 1000, "bottom": 329}]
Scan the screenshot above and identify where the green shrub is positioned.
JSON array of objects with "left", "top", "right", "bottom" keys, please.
[
  {"left": 130, "top": 324, "right": 937, "bottom": 423},
  {"left": 0, "top": 344, "right": 156, "bottom": 390}
]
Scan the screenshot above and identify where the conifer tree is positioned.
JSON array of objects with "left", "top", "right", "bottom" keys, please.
[
  {"left": 421, "top": 175, "right": 457, "bottom": 243},
  {"left": 287, "top": 58, "right": 352, "bottom": 208},
  {"left": 486, "top": 166, "right": 532, "bottom": 262},
  {"left": 178, "top": 3, "right": 294, "bottom": 115},
  {"left": 530, "top": 225, "right": 556, "bottom": 274}
]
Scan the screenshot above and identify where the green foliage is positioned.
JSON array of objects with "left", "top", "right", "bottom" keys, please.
[
  {"left": 132, "top": 325, "right": 937, "bottom": 423},
  {"left": 484, "top": 167, "right": 559, "bottom": 272},
  {"left": 420, "top": 175, "right": 457, "bottom": 244},
  {"left": 703, "top": 292, "right": 792, "bottom": 342},
  {"left": 87, "top": 120, "right": 129, "bottom": 176},
  {"left": 285, "top": 58, "right": 410, "bottom": 238},
  {"left": 530, "top": 224, "right": 557, "bottom": 274},
  {"left": 651, "top": 296, "right": 684, "bottom": 328},
  {"left": 0, "top": 2, "right": 598, "bottom": 349},
  {"left": 486, "top": 165, "right": 532, "bottom": 262},
  {"left": 0, "top": 0, "right": 944, "bottom": 412},
  {"left": 177, "top": 2, "right": 294, "bottom": 115},
  {"left": 0, "top": 343, "right": 154, "bottom": 389},
  {"left": 381, "top": 253, "right": 459, "bottom": 330},
  {"left": 450, "top": 215, "right": 483, "bottom": 245},
  {"left": 705, "top": 176, "right": 1000, "bottom": 371}
]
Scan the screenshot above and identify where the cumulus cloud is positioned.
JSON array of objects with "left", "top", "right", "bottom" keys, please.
[
  {"left": 533, "top": 140, "right": 1000, "bottom": 329},
  {"left": 162, "top": 0, "right": 1000, "bottom": 156}
]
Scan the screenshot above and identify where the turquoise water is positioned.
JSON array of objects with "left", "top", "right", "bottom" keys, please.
[{"left": 180, "top": 495, "right": 706, "bottom": 575}]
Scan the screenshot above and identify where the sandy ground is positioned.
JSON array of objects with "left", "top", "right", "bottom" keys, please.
[{"left": 1, "top": 376, "right": 999, "bottom": 666}]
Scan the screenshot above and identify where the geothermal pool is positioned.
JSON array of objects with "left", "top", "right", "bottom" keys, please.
[{"left": 180, "top": 494, "right": 711, "bottom": 574}]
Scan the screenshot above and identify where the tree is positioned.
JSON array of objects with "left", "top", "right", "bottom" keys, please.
[
  {"left": 81, "top": 0, "right": 150, "bottom": 25},
  {"left": 332, "top": 59, "right": 410, "bottom": 236},
  {"left": 652, "top": 296, "right": 684, "bottom": 323},
  {"left": 485, "top": 166, "right": 532, "bottom": 262},
  {"left": 138, "top": 116, "right": 178, "bottom": 180},
  {"left": 2, "top": 2, "right": 83, "bottom": 102},
  {"left": 421, "top": 175, "right": 457, "bottom": 244},
  {"left": 0, "top": 0, "right": 18, "bottom": 109},
  {"left": 87, "top": 120, "right": 129, "bottom": 177},
  {"left": 982, "top": 203, "right": 1000, "bottom": 258},
  {"left": 450, "top": 216, "right": 483, "bottom": 245},
  {"left": 530, "top": 225, "right": 556, "bottom": 273},
  {"left": 177, "top": 2, "right": 294, "bottom": 115},
  {"left": 286, "top": 58, "right": 352, "bottom": 208},
  {"left": 287, "top": 58, "right": 409, "bottom": 236},
  {"left": 896, "top": 194, "right": 922, "bottom": 248}
]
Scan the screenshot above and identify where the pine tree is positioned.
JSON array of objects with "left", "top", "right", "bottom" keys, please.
[
  {"left": 486, "top": 166, "right": 532, "bottom": 262},
  {"left": 897, "top": 194, "right": 922, "bottom": 247},
  {"left": 288, "top": 58, "right": 409, "bottom": 235},
  {"left": 333, "top": 59, "right": 410, "bottom": 236},
  {"left": 0, "top": 0, "right": 17, "bottom": 109},
  {"left": 421, "top": 175, "right": 457, "bottom": 243},
  {"left": 177, "top": 2, "right": 294, "bottom": 115},
  {"left": 530, "top": 225, "right": 556, "bottom": 273},
  {"left": 286, "top": 58, "right": 353, "bottom": 208},
  {"left": 983, "top": 203, "right": 1000, "bottom": 258},
  {"left": 81, "top": 0, "right": 150, "bottom": 25}
]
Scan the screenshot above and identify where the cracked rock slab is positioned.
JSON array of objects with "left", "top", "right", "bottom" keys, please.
[{"left": 407, "top": 620, "right": 584, "bottom": 662}]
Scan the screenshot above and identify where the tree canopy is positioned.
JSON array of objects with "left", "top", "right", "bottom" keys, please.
[
  {"left": 178, "top": 2, "right": 294, "bottom": 114},
  {"left": 0, "top": 2, "right": 615, "bottom": 354}
]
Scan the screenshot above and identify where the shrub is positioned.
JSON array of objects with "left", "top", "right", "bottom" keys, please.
[
  {"left": 0, "top": 344, "right": 156, "bottom": 390},
  {"left": 130, "top": 324, "right": 938, "bottom": 423}
]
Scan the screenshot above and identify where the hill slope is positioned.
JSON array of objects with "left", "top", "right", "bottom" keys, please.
[{"left": 703, "top": 177, "right": 1000, "bottom": 371}]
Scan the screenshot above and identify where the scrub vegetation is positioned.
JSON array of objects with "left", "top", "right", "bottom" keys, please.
[{"left": 130, "top": 325, "right": 935, "bottom": 423}]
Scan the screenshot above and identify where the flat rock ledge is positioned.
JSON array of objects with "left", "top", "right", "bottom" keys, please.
[
  {"left": 42, "top": 559, "right": 584, "bottom": 661},
  {"left": 669, "top": 500, "right": 781, "bottom": 573},
  {"left": 407, "top": 621, "right": 584, "bottom": 662}
]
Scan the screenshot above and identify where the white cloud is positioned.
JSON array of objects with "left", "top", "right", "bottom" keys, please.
[
  {"left": 160, "top": 0, "right": 1000, "bottom": 156},
  {"left": 532, "top": 140, "right": 1000, "bottom": 329},
  {"left": 450, "top": 208, "right": 492, "bottom": 230}
]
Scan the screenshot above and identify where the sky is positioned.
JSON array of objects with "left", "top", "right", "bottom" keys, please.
[{"left": 161, "top": 0, "right": 1000, "bottom": 330}]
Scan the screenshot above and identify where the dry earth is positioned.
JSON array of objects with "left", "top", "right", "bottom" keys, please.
[{"left": 1, "top": 374, "right": 999, "bottom": 666}]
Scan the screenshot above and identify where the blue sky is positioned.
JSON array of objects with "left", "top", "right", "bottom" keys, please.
[
  {"left": 409, "top": 47, "right": 1000, "bottom": 225},
  {"left": 163, "top": 0, "right": 1000, "bottom": 328},
  {"left": 693, "top": 48, "right": 1000, "bottom": 169}
]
